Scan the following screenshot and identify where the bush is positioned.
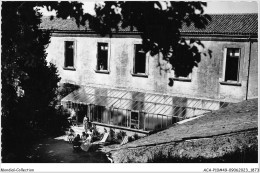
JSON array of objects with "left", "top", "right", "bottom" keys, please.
[
  {"left": 57, "top": 83, "right": 80, "bottom": 103},
  {"left": 1, "top": 104, "right": 71, "bottom": 162},
  {"left": 42, "top": 106, "right": 71, "bottom": 136},
  {"left": 109, "top": 128, "right": 116, "bottom": 141},
  {"left": 91, "top": 125, "right": 102, "bottom": 141},
  {"left": 133, "top": 133, "right": 139, "bottom": 140},
  {"left": 108, "top": 128, "right": 124, "bottom": 144},
  {"left": 128, "top": 136, "right": 134, "bottom": 142},
  {"left": 116, "top": 130, "right": 127, "bottom": 141}
]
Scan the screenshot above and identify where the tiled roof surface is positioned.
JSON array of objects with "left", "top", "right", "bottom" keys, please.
[
  {"left": 40, "top": 14, "right": 258, "bottom": 35},
  {"left": 40, "top": 17, "right": 90, "bottom": 31},
  {"left": 40, "top": 17, "right": 140, "bottom": 32},
  {"left": 180, "top": 14, "right": 258, "bottom": 35}
]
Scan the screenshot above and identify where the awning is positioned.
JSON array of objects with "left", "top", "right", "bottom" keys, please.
[{"left": 61, "top": 86, "right": 230, "bottom": 117}]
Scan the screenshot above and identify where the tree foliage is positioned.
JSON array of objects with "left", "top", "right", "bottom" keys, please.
[
  {"left": 92, "top": 1, "right": 211, "bottom": 77},
  {"left": 2, "top": 2, "right": 59, "bottom": 117},
  {"left": 1, "top": 2, "right": 69, "bottom": 162}
]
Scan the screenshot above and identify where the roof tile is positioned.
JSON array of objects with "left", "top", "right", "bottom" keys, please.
[
  {"left": 180, "top": 14, "right": 258, "bottom": 35},
  {"left": 40, "top": 14, "right": 258, "bottom": 35}
]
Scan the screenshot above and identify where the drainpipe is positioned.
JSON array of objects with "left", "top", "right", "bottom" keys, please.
[{"left": 245, "top": 36, "right": 252, "bottom": 100}]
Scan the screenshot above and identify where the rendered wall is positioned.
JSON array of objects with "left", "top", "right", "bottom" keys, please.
[
  {"left": 247, "top": 41, "right": 258, "bottom": 99},
  {"left": 46, "top": 34, "right": 258, "bottom": 103}
]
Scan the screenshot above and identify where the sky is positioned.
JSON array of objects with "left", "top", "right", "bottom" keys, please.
[
  {"left": 205, "top": 1, "right": 258, "bottom": 14},
  {"left": 40, "top": 1, "right": 259, "bottom": 16}
]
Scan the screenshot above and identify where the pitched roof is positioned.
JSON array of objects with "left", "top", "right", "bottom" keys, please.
[
  {"left": 40, "top": 17, "right": 90, "bottom": 31},
  {"left": 40, "top": 13, "right": 258, "bottom": 36},
  {"left": 180, "top": 14, "right": 258, "bottom": 35},
  {"left": 40, "top": 17, "right": 140, "bottom": 33}
]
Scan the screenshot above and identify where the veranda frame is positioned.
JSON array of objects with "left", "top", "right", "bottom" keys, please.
[{"left": 61, "top": 86, "right": 230, "bottom": 132}]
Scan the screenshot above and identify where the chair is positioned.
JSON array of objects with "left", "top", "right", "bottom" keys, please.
[
  {"left": 120, "top": 136, "right": 128, "bottom": 146},
  {"left": 67, "top": 129, "right": 75, "bottom": 143},
  {"left": 93, "top": 132, "right": 109, "bottom": 144}
]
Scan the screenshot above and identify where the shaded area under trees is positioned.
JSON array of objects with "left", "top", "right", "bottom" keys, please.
[{"left": 1, "top": 2, "right": 81, "bottom": 162}]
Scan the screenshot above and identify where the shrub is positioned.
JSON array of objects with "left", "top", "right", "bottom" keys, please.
[
  {"left": 116, "top": 130, "right": 127, "bottom": 141},
  {"left": 57, "top": 83, "right": 80, "bottom": 101},
  {"left": 133, "top": 133, "right": 139, "bottom": 140},
  {"left": 109, "top": 128, "right": 116, "bottom": 142},
  {"left": 43, "top": 106, "right": 71, "bottom": 136},
  {"left": 92, "top": 125, "right": 102, "bottom": 141},
  {"left": 128, "top": 136, "right": 134, "bottom": 142}
]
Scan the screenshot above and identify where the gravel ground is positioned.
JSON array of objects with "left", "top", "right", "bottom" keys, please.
[{"left": 27, "top": 137, "right": 110, "bottom": 163}]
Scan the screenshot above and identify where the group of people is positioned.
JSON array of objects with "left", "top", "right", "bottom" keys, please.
[{"left": 69, "top": 115, "right": 93, "bottom": 151}]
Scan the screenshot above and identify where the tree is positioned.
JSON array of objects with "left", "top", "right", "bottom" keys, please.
[
  {"left": 1, "top": 1, "right": 86, "bottom": 162},
  {"left": 92, "top": 1, "right": 211, "bottom": 78}
]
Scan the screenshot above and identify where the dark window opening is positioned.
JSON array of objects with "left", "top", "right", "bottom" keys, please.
[
  {"left": 130, "top": 111, "right": 139, "bottom": 129},
  {"left": 64, "top": 41, "right": 74, "bottom": 67},
  {"left": 89, "top": 104, "right": 94, "bottom": 122},
  {"left": 97, "top": 43, "right": 108, "bottom": 71},
  {"left": 134, "top": 44, "right": 146, "bottom": 74},
  {"left": 77, "top": 105, "right": 88, "bottom": 123},
  {"left": 110, "top": 108, "right": 115, "bottom": 125},
  {"left": 139, "top": 112, "right": 145, "bottom": 130},
  {"left": 92, "top": 106, "right": 97, "bottom": 122},
  {"left": 66, "top": 101, "right": 72, "bottom": 109},
  {"left": 96, "top": 105, "right": 103, "bottom": 123},
  {"left": 225, "top": 48, "right": 240, "bottom": 82}
]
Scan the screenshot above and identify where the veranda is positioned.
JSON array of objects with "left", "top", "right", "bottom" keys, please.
[{"left": 61, "top": 86, "right": 229, "bottom": 133}]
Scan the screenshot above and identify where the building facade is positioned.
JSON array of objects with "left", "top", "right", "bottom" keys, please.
[{"left": 41, "top": 14, "right": 258, "bottom": 133}]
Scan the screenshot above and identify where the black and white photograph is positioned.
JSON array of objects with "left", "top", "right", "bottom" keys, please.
[{"left": 1, "top": 0, "right": 259, "bottom": 172}]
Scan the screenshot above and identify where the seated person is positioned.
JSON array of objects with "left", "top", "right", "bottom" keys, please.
[
  {"left": 73, "top": 134, "right": 81, "bottom": 147},
  {"left": 81, "top": 133, "right": 92, "bottom": 152},
  {"left": 87, "top": 128, "right": 93, "bottom": 135},
  {"left": 86, "top": 129, "right": 93, "bottom": 143},
  {"left": 81, "top": 132, "right": 87, "bottom": 141},
  {"left": 67, "top": 128, "right": 75, "bottom": 143}
]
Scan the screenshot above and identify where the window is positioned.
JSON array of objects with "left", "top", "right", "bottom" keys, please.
[
  {"left": 64, "top": 41, "right": 75, "bottom": 69},
  {"left": 66, "top": 101, "right": 72, "bottom": 109},
  {"left": 133, "top": 44, "right": 148, "bottom": 76},
  {"left": 223, "top": 48, "right": 240, "bottom": 83},
  {"left": 97, "top": 43, "right": 109, "bottom": 72}
]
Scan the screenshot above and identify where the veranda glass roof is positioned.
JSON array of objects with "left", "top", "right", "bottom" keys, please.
[{"left": 61, "top": 86, "right": 230, "bottom": 117}]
